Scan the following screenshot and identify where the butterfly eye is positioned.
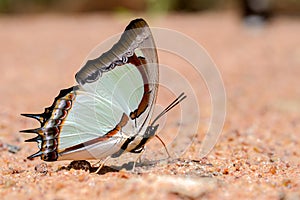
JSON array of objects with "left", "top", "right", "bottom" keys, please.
[{"left": 149, "top": 124, "right": 159, "bottom": 135}]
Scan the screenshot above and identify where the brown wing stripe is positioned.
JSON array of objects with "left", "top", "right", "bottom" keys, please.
[
  {"left": 59, "top": 113, "right": 129, "bottom": 154},
  {"left": 127, "top": 54, "right": 151, "bottom": 120}
]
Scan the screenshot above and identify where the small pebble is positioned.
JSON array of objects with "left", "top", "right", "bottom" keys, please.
[{"left": 35, "top": 163, "right": 48, "bottom": 175}]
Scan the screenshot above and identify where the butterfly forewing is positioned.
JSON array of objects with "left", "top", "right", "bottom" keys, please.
[{"left": 22, "top": 18, "right": 159, "bottom": 161}]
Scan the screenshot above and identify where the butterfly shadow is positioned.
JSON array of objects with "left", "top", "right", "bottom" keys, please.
[{"left": 59, "top": 158, "right": 173, "bottom": 175}]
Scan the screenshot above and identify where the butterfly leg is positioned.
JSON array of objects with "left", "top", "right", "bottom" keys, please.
[
  {"left": 132, "top": 147, "right": 146, "bottom": 172},
  {"left": 94, "top": 157, "right": 110, "bottom": 174}
]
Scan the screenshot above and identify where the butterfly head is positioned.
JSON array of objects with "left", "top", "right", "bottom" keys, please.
[
  {"left": 145, "top": 124, "right": 159, "bottom": 139},
  {"left": 132, "top": 93, "right": 187, "bottom": 154}
]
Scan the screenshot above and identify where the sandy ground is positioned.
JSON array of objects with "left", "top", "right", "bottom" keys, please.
[{"left": 0, "top": 12, "right": 300, "bottom": 199}]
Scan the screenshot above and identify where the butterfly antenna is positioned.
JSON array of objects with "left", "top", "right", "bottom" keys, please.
[{"left": 151, "top": 92, "right": 187, "bottom": 126}]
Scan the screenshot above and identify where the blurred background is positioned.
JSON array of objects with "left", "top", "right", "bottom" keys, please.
[{"left": 0, "top": 0, "right": 299, "bottom": 15}]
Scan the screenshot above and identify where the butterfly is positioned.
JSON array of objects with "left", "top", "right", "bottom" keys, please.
[{"left": 21, "top": 18, "right": 186, "bottom": 163}]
